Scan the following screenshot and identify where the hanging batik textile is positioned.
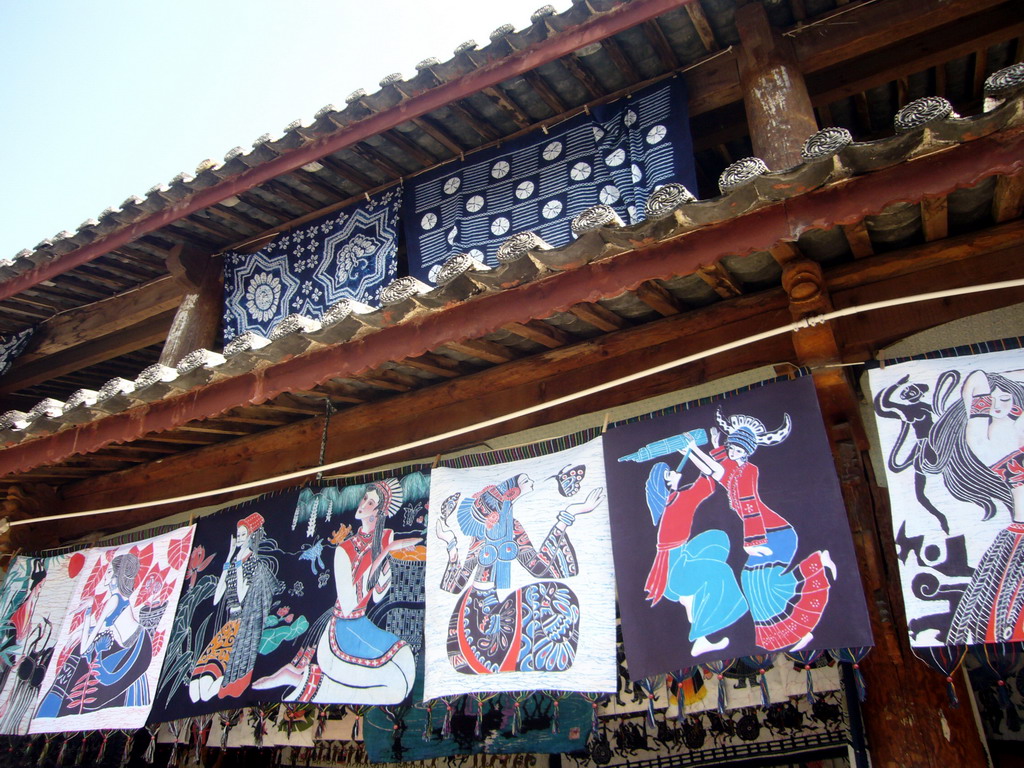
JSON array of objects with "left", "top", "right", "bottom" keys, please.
[
  {"left": 603, "top": 376, "right": 873, "bottom": 679},
  {"left": 221, "top": 187, "right": 401, "bottom": 343},
  {"left": 868, "top": 346, "right": 1024, "bottom": 647},
  {"left": 0, "top": 551, "right": 80, "bottom": 734},
  {"left": 29, "top": 525, "right": 194, "bottom": 733},
  {"left": 150, "top": 470, "right": 428, "bottom": 723},
  {"left": 424, "top": 436, "right": 617, "bottom": 700},
  {"left": 0, "top": 327, "right": 33, "bottom": 380},
  {"left": 403, "top": 78, "right": 694, "bottom": 284}
]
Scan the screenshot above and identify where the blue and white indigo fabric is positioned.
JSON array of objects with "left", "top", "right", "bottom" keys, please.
[
  {"left": 0, "top": 328, "right": 33, "bottom": 380},
  {"left": 221, "top": 188, "right": 401, "bottom": 343},
  {"left": 404, "top": 78, "right": 694, "bottom": 283}
]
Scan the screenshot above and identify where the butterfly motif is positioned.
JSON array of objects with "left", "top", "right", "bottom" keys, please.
[{"left": 550, "top": 464, "right": 586, "bottom": 497}]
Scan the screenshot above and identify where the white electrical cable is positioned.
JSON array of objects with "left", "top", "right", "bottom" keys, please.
[{"left": 11, "top": 276, "right": 1024, "bottom": 528}]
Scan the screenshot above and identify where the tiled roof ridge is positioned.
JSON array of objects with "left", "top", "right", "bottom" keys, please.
[{"left": 1, "top": 83, "right": 1022, "bottom": 450}]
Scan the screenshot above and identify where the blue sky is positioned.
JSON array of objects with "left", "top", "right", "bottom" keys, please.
[{"left": 0, "top": 0, "right": 564, "bottom": 260}]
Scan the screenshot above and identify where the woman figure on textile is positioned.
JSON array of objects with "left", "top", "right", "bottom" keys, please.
[
  {"left": 435, "top": 474, "right": 604, "bottom": 674},
  {"left": 683, "top": 410, "right": 835, "bottom": 652},
  {"left": 189, "top": 513, "right": 277, "bottom": 702},
  {"left": 36, "top": 553, "right": 152, "bottom": 716},
  {"left": 923, "top": 369, "right": 1024, "bottom": 644},
  {"left": 643, "top": 459, "right": 748, "bottom": 657},
  {"left": 254, "top": 479, "right": 418, "bottom": 704}
]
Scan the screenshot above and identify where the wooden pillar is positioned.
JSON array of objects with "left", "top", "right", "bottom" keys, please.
[
  {"left": 158, "top": 244, "right": 224, "bottom": 367},
  {"left": 779, "top": 256, "right": 988, "bottom": 767},
  {"left": 735, "top": 1, "right": 818, "bottom": 169}
]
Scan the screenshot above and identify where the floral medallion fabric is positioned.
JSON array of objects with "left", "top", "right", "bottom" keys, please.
[
  {"left": 221, "top": 188, "right": 401, "bottom": 343},
  {"left": 868, "top": 347, "right": 1024, "bottom": 647},
  {"left": 0, "top": 552, "right": 79, "bottom": 734},
  {"left": 29, "top": 526, "right": 195, "bottom": 733},
  {"left": 403, "top": 79, "right": 694, "bottom": 283},
  {"left": 424, "top": 437, "right": 617, "bottom": 699},
  {"left": 150, "top": 472, "right": 428, "bottom": 723},
  {"left": 603, "top": 377, "right": 872, "bottom": 679},
  {"left": 0, "top": 327, "right": 33, "bottom": 380}
]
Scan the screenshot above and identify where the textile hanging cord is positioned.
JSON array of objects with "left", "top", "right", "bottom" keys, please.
[
  {"left": 546, "top": 690, "right": 572, "bottom": 734},
  {"left": 742, "top": 655, "right": 774, "bottom": 709},
  {"left": 509, "top": 691, "right": 533, "bottom": 735},
  {"left": 19, "top": 278, "right": 1023, "bottom": 530},
  {"left": 784, "top": 649, "right": 825, "bottom": 705},
  {"left": 54, "top": 734, "right": 69, "bottom": 767},
  {"left": 701, "top": 659, "right": 734, "bottom": 715},
  {"left": 971, "top": 642, "right": 1024, "bottom": 717},
  {"left": 911, "top": 645, "right": 967, "bottom": 708},
  {"left": 668, "top": 669, "right": 696, "bottom": 721},
  {"left": 351, "top": 704, "right": 371, "bottom": 740},
  {"left": 143, "top": 724, "right": 159, "bottom": 764},
  {"left": 218, "top": 709, "right": 241, "bottom": 749},
  {"left": 636, "top": 677, "right": 662, "bottom": 726},
  {"left": 578, "top": 692, "right": 604, "bottom": 732},
  {"left": 420, "top": 699, "right": 436, "bottom": 741},
  {"left": 120, "top": 729, "right": 134, "bottom": 767},
  {"left": 166, "top": 718, "right": 186, "bottom": 767},
  {"left": 315, "top": 399, "right": 335, "bottom": 483},
  {"left": 440, "top": 697, "right": 456, "bottom": 739},
  {"left": 828, "top": 647, "right": 871, "bottom": 702},
  {"left": 95, "top": 730, "right": 110, "bottom": 763},
  {"left": 471, "top": 693, "right": 498, "bottom": 737}
]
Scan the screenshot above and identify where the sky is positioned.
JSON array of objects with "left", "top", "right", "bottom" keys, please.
[{"left": 0, "top": 0, "right": 567, "bottom": 260}]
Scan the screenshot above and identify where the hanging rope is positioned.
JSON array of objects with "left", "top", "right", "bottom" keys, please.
[
  {"left": 742, "top": 655, "right": 774, "bottom": 709},
  {"left": 784, "top": 649, "right": 825, "bottom": 705},
  {"left": 315, "top": 398, "right": 335, "bottom": 483},
  {"left": 912, "top": 645, "right": 967, "bottom": 708},
  {"left": 829, "top": 646, "right": 871, "bottom": 702},
  {"left": 701, "top": 659, "right": 735, "bottom": 715}
]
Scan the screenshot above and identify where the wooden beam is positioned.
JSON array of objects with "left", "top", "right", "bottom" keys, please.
[
  {"left": 804, "top": 3, "right": 1024, "bottom": 108},
  {"left": 11, "top": 277, "right": 180, "bottom": 362},
  {"left": 443, "top": 338, "right": 518, "bottom": 364},
  {"left": 791, "top": 0, "right": 1007, "bottom": 74},
  {"left": 481, "top": 86, "right": 532, "bottom": 129},
  {"left": 919, "top": 196, "right": 948, "bottom": 242},
  {"left": 399, "top": 353, "right": 465, "bottom": 379},
  {"left": 381, "top": 130, "right": 438, "bottom": 168},
  {"left": 684, "top": 0, "right": 719, "bottom": 53},
  {"left": 0, "top": 310, "right": 177, "bottom": 394},
  {"left": 317, "top": 156, "right": 376, "bottom": 191},
  {"left": 503, "top": 320, "right": 573, "bottom": 349},
  {"left": 696, "top": 262, "right": 742, "bottom": 298},
  {"left": 842, "top": 220, "right": 874, "bottom": 258},
  {"left": 522, "top": 71, "right": 567, "bottom": 115},
  {"left": 643, "top": 19, "right": 680, "bottom": 69},
  {"left": 568, "top": 301, "right": 628, "bottom": 332},
  {"left": 993, "top": 172, "right": 1024, "bottom": 222},
  {"left": 410, "top": 117, "right": 466, "bottom": 155},
  {"left": 50, "top": 292, "right": 794, "bottom": 534},
  {"left": 40, "top": 245, "right": 1024, "bottom": 542},
  {"left": 559, "top": 55, "right": 604, "bottom": 100},
  {"left": 634, "top": 280, "right": 682, "bottom": 316},
  {"left": 5, "top": 125, "right": 1023, "bottom": 475}
]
